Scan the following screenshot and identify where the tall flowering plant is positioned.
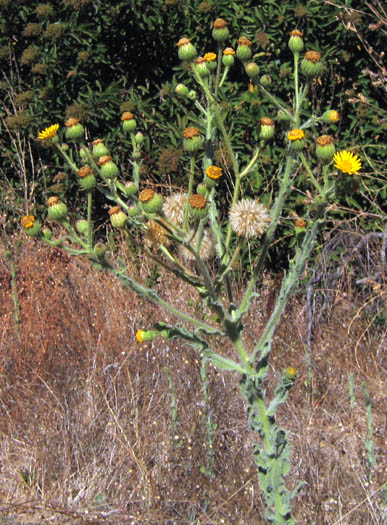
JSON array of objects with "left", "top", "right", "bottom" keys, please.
[{"left": 22, "top": 22, "right": 361, "bottom": 523}]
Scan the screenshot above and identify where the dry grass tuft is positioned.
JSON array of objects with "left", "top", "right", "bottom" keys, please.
[{"left": 0, "top": 236, "right": 385, "bottom": 524}]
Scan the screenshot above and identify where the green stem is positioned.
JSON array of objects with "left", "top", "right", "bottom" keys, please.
[
  {"left": 87, "top": 190, "right": 93, "bottom": 248},
  {"left": 299, "top": 152, "right": 325, "bottom": 197},
  {"left": 293, "top": 51, "right": 300, "bottom": 126},
  {"left": 113, "top": 269, "right": 221, "bottom": 335},
  {"left": 183, "top": 156, "right": 196, "bottom": 231},
  {"left": 55, "top": 143, "right": 79, "bottom": 174},
  {"left": 218, "top": 66, "right": 230, "bottom": 89},
  {"left": 239, "top": 154, "right": 295, "bottom": 316},
  {"left": 251, "top": 215, "right": 324, "bottom": 363},
  {"left": 233, "top": 337, "right": 255, "bottom": 375}
]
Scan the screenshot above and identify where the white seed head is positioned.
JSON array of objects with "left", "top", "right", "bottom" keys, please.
[{"left": 229, "top": 198, "right": 271, "bottom": 239}]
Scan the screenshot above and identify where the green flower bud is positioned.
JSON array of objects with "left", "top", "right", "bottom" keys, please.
[
  {"left": 135, "top": 131, "right": 144, "bottom": 145},
  {"left": 259, "top": 117, "right": 275, "bottom": 141},
  {"left": 79, "top": 147, "right": 88, "bottom": 161},
  {"left": 139, "top": 189, "right": 163, "bottom": 214},
  {"left": 236, "top": 37, "right": 253, "bottom": 62},
  {"left": 121, "top": 112, "right": 136, "bottom": 133},
  {"left": 43, "top": 227, "right": 52, "bottom": 240},
  {"left": 222, "top": 48, "right": 235, "bottom": 67},
  {"left": 80, "top": 174, "right": 96, "bottom": 190},
  {"left": 301, "top": 50, "right": 323, "bottom": 77},
  {"left": 245, "top": 62, "right": 260, "bottom": 78},
  {"left": 212, "top": 18, "right": 229, "bottom": 42},
  {"left": 175, "top": 83, "right": 189, "bottom": 97},
  {"left": 76, "top": 219, "right": 89, "bottom": 234},
  {"left": 123, "top": 181, "right": 138, "bottom": 197},
  {"left": 92, "top": 139, "right": 109, "bottom": 157},
  {"left": 196, "top": 183, "right": 208, "bottom": 195},
  {"left": 77, "top": 165, "right": 96, "bottom": 189},
  {"left": 128, "top": 205, "right": 139, "bottom": 217},
  {"left": 188, "top": 90, "right": 197, "bottom": 100},
  {"left": 177, "top": 37, "right": 197, "bottom": 62},
  {"left": 316, "top": 135, "right": 335, "bottom": 162},
  {"left": 203, "top": 52, "right": 217, "bottom": 71},
  {"left": 321, "top": 109, "right": 340, "bottom": 124},
  {"left": 260, "top": 74, "right": 272, "bottom": 87},
  {"left": 21, "top": 215, "right": 41, "bottom": 237},
  {"left": 288, "top": 30, "right": 304, "bottom": 53},
  {"left": 94, "top": 243, "right": 106, "bottom": 258},
  {"left": 183, "top": 127, "right": 202, "bottom": 154},
  {"left": 65, "top": 118, "right": 84, "bottom": 141},
  {"left": 98, "top": 155, "right": 119, "bottom": 180},
  {"left": 194, "top": 57, "right": 210, "bottom": 77},
  {"left": 189, "top": 193, "right": 208, "bottom": 220},
  {"left": 47, "top": 196, "right": 67, "bottom": 221},
  {"left": 109, "top": 206, "right": 128, "bottom": 228}
]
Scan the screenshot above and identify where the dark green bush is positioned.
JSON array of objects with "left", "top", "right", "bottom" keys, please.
[{"left": 0, "top": 0, "right": 385, "bottom": 249}]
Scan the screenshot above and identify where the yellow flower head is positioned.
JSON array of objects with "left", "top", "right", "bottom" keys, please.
[
  {"left": 136, "top": 329, "right": 144, "bottom": 343},
  {"left": 327, "top": 110, "right": 339, "bottom": 123},
  {"left": 203, "top": 52, "right": 217, "bottom": 62},
  {"left": 206, "top": 165, "right": 222, "bottom": 180},
  {"left": 223, "top": 47, "right": 235, "bottom": 56},
  {"left": 21, "top": 215, "right": 35, "bottom": 229},
  {"left": 288, "top": 128, "right": 305, "bottom": 141},
  {"left": 37, "top": 123, "right": 59, "bottom": 140},
  {"left": 333, "top": 150, "right": 362, "bottom": 174}
]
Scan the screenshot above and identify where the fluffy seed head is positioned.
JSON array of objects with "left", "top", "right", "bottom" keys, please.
[{"left": 229, "top": 199, "right": 271, "bottom": 239}]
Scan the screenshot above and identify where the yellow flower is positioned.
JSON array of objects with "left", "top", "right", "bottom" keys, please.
[
  {"left": 288, "top": 129, "right": 305, "bottom": 141},
  {"left": 223, "top": 48, "right": 235, "bottom": 56},
  {"left": 136, "top": 329, "right": 144, "bottom": 343},
  {"left": 37, "top": 123, "right": 59, "bottom": 140},
  {"left": 203, "top": 52, "right": 216, "bottom": 62},
  {"left": 333, "top": 150, "right": 362, "bottom": 174},
  {"left": 206, "top": 165, "right": 222, "bottom": 180},
  {"left": 21, "top": 215, "right": 35, "bottom": 229}
]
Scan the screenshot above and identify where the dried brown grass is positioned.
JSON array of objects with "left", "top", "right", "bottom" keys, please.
[{"left": 0, "top": 236, "right": 385, "bottom": 524}]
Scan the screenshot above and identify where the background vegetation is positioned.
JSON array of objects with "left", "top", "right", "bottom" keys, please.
[{"left": 0, "top": 0, "right": 386, "bottom": 522}]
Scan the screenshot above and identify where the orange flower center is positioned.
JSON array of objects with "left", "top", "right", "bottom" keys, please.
[
  {"left": 190, "top": 194, "right": 206, "bottom": 209},
  {"left": 47, "top": 196, "right": 60, "bottom": 206},
  {"left": 260, "top": 117, "right": 274, "bottom": 126},
  {"left": 237, "top": 37, "right": 252, "bottom": 46},
  {"left": 316, "top": 135, "right": 333, "bottom": 146},
  {"left": 177, "top": 37, "right": 191, "bottom": 48},
  {"left": 65, "top": 117, "right": 80, "bottom": 127},
  {"left": 78, "top": 166, "right": 92, "bottom": 178},
  {"left": 121, "top": 112, "right": 134, "bottom": 121},
  {"left": 183, "top": 127, "right": 199, "bottom": 138},
  {"left": 98, "top": 155, "right": 112, "bottom": 166},
  {"left": 139, "top": 189, "right": 155, "bottom": 203},
  {"left": 305, "top": 50, "right": 321, "bottom": 62},
  {"left": 213, "top": 18, "right": 227, "bottom": 29},
  {"left": 108, "top": 206, "right": 121, "bottom": 215}
]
